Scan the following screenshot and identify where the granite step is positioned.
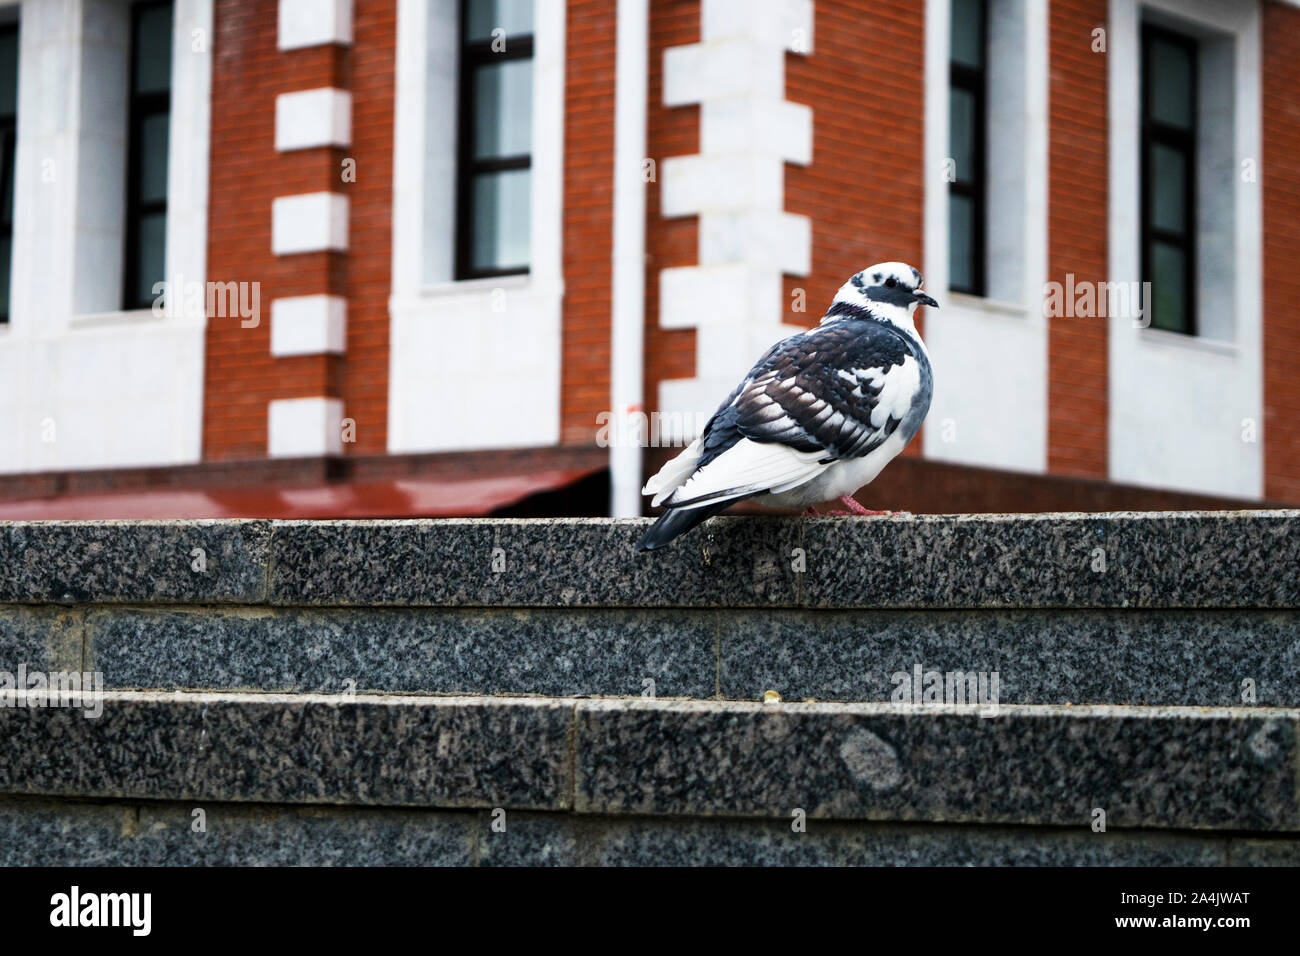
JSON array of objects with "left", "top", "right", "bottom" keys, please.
[
  {"left": 1, "top": 690, "right": 1296, "bottom": 833},
  {"left": 1, "top": 512, "right": 1297, "bottom": 609},
  {"left": 2, "top": 513, "right": 1297, "bottom": 707},
  {"left": 3, "top": 795, "right": 1295, "bottom": 866},
  {"left": 1, "top": 603, "right": 1294, "bottom": 707}
]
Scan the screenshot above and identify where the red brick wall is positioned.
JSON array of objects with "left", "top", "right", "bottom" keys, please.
[
  {"left": 1046, "top": 0, "right": 1109, "bottom": 479},
  {"left": 340, "top": 1, "right": 396, "bottom": 455},
  {"left": 204, "top": 0, "right": 392, "bottom": 460},
  {"left": 1262, "top": 1, "right": 1300, "bottom": 504},
  {"left": 561, "top": 1, "right": 616, "bottom": 444},
  {"left": 643, "top": 1, "right": 927, "bottom": 439},
  {"left": 785, "top": 0, "right": 926, "bottom": 454},
  {"left": 205, "top": 0, "right": 343, "bottom": 460},
  {"left": 643, "top": 2, "right": 699, "bottom": 419}
]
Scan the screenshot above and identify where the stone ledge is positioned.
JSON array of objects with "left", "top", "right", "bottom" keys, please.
[
  {"left": 0, "top": 691, "right": 572, "bottom": 811},
  {"left": 0, "top": 512, "right": 1296, "bottom": 608},
  {"left": 6, "top": 796, "right": 1298, "bottom": 866},
  {"left": 3, "top": 604, "right": 1292, "bottom": 707},
  {"left": 2, "top": 692, "right": 1295, "bottom": 831},
  {"left": 0, "top": 520, "right": 271, "bottom": 605}
]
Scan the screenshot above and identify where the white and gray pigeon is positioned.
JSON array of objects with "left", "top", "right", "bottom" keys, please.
[{"left": 636, "top": 261, "right": 937, "bottom": 552}]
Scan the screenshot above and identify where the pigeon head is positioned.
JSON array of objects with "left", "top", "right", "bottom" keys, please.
[{"left": 827, "top": 262, "right": 939, "bottom": 328}]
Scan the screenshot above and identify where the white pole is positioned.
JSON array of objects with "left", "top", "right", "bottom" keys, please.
[{"left": 609, "top": 0, "right": 649, "bottom": 517}]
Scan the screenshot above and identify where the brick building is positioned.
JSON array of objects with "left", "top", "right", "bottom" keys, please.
[{"left": 0, "top": 0, "right": 1296, "bottom": 518}]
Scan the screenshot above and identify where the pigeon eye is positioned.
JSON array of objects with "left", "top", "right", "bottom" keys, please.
[{"left": 885, "top": 277, "right": 897, "bottom": 288}]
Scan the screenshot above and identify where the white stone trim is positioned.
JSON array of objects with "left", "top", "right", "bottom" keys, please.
[
  {"left": 1107, "top": 0, "right": 1262, "bottom": 498},
  {"left": 387, "top": 0, "right": 565, "bottom": 453},
  {"left": 921, "top": 0, "right": 1049, "bottom": 474},
  {"left": 0, "top": 0, "right": 212, "bottom": 474},
  {"left": 268, "top": 397, "right": 344, "bottom": 457},
  {"left": 654, "top": 0, "right": 813, "bottom": 440},
  {"left": 275, "top": 87, "right": 352, "bottom": 151},
  {"left": 270, "top": 295, "right": 346, "bottom": 356},
  {"left": 271, "top": 192, "right": 349, "bottom": 254},
  {"left": 609, "top": 0, "right": 649, "bottom": 517},
  {"left": 278, "top": 0, "right": 351, "bottom": 51}
]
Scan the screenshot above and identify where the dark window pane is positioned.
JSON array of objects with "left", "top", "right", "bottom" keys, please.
[
  {"left": 465, "top": 0, "right": 534, "bottom": 43},
  {"left": 471, "top": 169, "right": 530, "bottom": 272},
  {"left": 0, "top": 27, "right": 16, "bottom": 117},
  {"left": 949, "top": 86, "right": 976, "bottom": 184},
  {"left": 951, "top": 0, "right": 984, "bottom": 68},
  {"left": 1150, "top": 241, "right": 1187, "bottom": 333},
  {"left": 0, "top": 26, "right": 14, "bottom": 322},
  {"left": 133, "top": 2, "right": 173, "bottom": 95},
  {"left": 472, "top": 58, "right": 532, "bottom": 160},
  {"left": 1148, "top": 35, "right": 1193, "bottom": 129},
  {"left": 0, "top": 235, "right": 10, "bottom": 318},
  {"left": 131, "top": 211, "right": 166, "bottom": 308},
  {"left": 138, "top": 111, "right": 169, "bottom": 203},
  {"left": 949, "top": 193, "right": 975, "bottom": 292},
  {"left": 0, "top": 129, "right": 13, "bottom": 225},
  {"left": 1150, "top": 142, "right": 1187, "bottom": 234}
]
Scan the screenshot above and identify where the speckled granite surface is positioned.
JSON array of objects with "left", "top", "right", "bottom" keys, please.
[
  {"left": 82, "top": 606, "right": 719, "bottom": 699},
  {"left": 1, "top": 513, "right": 1294, "bottom": 608},
  {"left": 32, "top": 604, "right": 1295, "bottom": 706},
  {"left": 716, "top": 608, "right": 1300, "bottom": 706},
  {"left": 798, "top": 512, "right": 1300, "bottom": 609},
  {"left": 2, "top": 692, "right": 1295, "bottom": 832},
  {"left": 0, "top": 606, "right": 84, "bottom": 674},
  {"left": 8, "top": 796, "right": 1290, "bottom": 866},
  {"left": 0, "top": 691, "right": 572, "bottom": 810},
  {"left": 0, "top": 520, "right": 271, "bottom": 604},
  {"left": 2, "top": 515, "right": 1297, "bottom": 864},
  {"left": 268, "top": 512, "right": 1300, "bottom": 608},
  {"left": 267, "top": 518, "right": 803, "bottom": 607},
  {"left": 573, "top": 700, "right": 1300, "bottom": 830}
]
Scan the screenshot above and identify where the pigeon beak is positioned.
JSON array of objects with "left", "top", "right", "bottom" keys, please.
[{"left": 913, "top": 291, "right": 939, "bottom": 309}]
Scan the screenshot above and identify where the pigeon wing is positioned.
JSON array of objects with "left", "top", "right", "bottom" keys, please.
[{"left": 662, "top": 321, "right": 923, "bottom": 509}]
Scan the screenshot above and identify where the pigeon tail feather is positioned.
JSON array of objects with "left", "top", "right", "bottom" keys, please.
[{"left": 635, "top": 500, "right": 732, "bottom": 552}]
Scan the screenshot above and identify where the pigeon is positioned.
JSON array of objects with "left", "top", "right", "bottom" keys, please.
[{"left": 636, "top": 262, "right": 937, "bottom": 552}]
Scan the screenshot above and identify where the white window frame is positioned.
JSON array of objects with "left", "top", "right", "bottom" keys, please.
[
  {"left": 0, "top": 0, "right": 211, "bottom": 473},
  {"left": 923, "top": 0, "right": 1049, "bottom": 473},
  {"left": 389, "top": 0, "right": 565, "bottom": 453},
  {"left": 1107, "top": 0, "right": 1262, "bottom": 498}
]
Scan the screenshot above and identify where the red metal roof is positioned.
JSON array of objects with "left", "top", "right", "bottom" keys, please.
[{"left": 0, "top": 468, "right": 596, "bottom": 520}]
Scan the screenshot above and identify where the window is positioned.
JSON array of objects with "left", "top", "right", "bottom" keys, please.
[
  {"left": 0, "top": 23, "right": 17, "bottom": 324},
  {"left": 948, "top": 0, "right": 987, "bottom": 296},
  {"left": 455, "top": 0, "right": 533, "bottom": 279},
  {"left": 123, "top": 0, "right": 173, "bottom": 311},
  {"left": 1141, "top": 25, "right": 1197, "bottom": 335}
]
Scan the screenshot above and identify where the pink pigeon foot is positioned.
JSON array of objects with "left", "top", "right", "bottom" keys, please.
[{"left": 836, "top": 495, "right": 890, "bottom": 516}]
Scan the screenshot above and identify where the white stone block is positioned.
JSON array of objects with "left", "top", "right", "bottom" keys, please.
[
  {"left": 700, "top": 98, "right": 812, "bottom": 165},
  {"left": 702, "top": 0, "right": 814, "bottom": 52},
  {"left": 275, "top": 88, "right": 352, "bottom": 151},
  {"left": 268, "top": 397, "right": 344, "bottom": 457},
  {"left": 271, "top": 295, "right": 347, "bottom": 356},
  {"left": 278, "top": 0, "right": 352, "bottom": 50},
  {"left": 659, "top": 265, "right": 782, "bottom": 329},
  {"left": 661, "top": 153, "right": 785, "bottom": 217},
  {"left": 664, "top": 39, "right": 785, "bottom": 106},
  {"left": 271, "top": 192, "right": 349, "bottom": 254},
  {"left": 698, "top": 211, "right": 811, "bottom": 275}
]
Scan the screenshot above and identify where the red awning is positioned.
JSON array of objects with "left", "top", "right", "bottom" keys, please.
[{"left": 0, "top": 468, "right": 596, "bottom": 520}]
